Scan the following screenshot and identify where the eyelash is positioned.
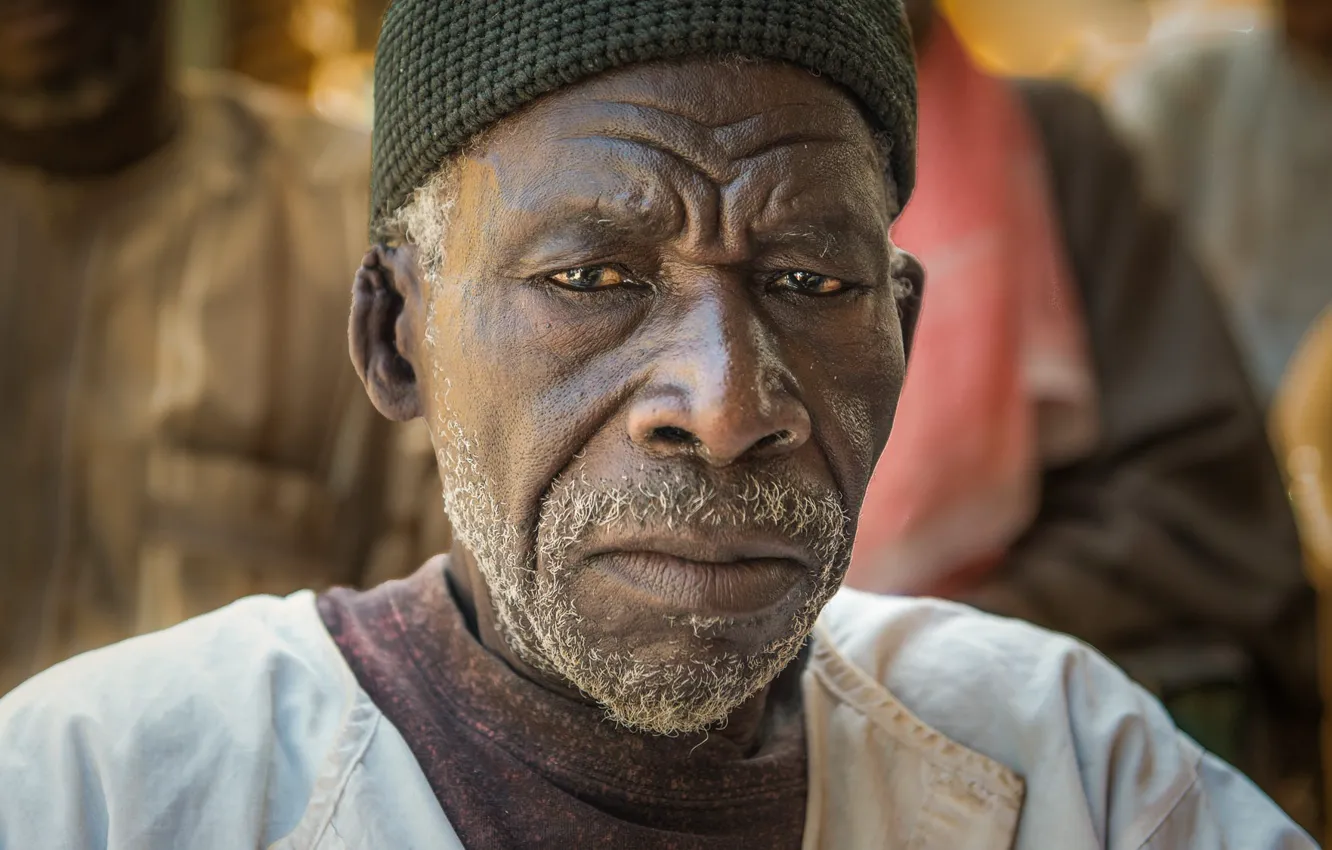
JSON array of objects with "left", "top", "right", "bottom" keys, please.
[
  {"left": 542, "top": 265, "right": 862, "bottom": 297},
  {"left": 547, "top": 265, "right": 641, "bottom": 292},
  {"left": 767, "top": 270, "right": 856, "bottom": 296}
]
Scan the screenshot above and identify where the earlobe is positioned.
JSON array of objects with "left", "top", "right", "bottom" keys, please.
[
  {"left": 891, "top": 248, "right": 925, "bottom": 357},
  {"left": 349, "top": 244, "right": 424, "bottom": 421}
]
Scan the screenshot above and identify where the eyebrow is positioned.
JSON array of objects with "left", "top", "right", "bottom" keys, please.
[
  {"left": 496, "top": 210, "right": 666, "bottom": 275},
  {"left": 732, "top": 132, "right": 852, "bottom": 163},
  {"left": 765, "top": 226, "right": 842, "bottom": 259},
  {"left": 753, "top": 223, "right": 885, "bottom": 275}
]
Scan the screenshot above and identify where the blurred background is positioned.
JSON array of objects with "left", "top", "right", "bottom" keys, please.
[{"left": 180, "top": 0, "right": 1266, "bottom": 124}]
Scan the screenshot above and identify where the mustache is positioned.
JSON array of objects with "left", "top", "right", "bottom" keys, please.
[{"left": 535, "top": 465, "right": 851, "bottom": 569}]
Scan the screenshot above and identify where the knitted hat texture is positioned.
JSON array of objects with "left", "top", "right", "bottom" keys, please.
[{"left": 371, "top": 0, "right": 917, "bottom": 235}]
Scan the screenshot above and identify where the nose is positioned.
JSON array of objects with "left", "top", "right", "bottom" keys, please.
[{"left": 627, "top": 293, "right": 812, "bottom": 466}]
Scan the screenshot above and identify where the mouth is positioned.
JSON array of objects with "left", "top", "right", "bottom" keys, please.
[{"left": 582, "top": 532, "right": 813, "bottom": 617}]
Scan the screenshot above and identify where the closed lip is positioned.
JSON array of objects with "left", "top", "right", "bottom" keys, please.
[
  {"left": 582, "top": 530, "right": 815, "bottom": 571},
  {"left": 581, "top": 530, "right": 814, "bottom": 617}
]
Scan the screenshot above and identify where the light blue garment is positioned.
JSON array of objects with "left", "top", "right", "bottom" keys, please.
[{"left": 0, "top": 589, "right": 1315, "bottom": 849}]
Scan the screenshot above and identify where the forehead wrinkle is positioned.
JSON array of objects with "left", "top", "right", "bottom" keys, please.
[
  {"left": 555, "top": 129, "right": 864, "bottom": 205},
  {"left": 491, "top": 84, "right": 886, "bottom": 264},
  {"left": 544, "top": 133, "right": 724, "bottom": 256},
  {"left": 550, "top": 99, "right": 725, "bottom": 181},
  {"left": 712, "top": 101, "right": 872, "bottom": 163},
  {"left": 557, "top": 132, "right": 721, "bottom": 189},
  {"left": 552, "top": 96, "right": 865, "bottom": 188}
]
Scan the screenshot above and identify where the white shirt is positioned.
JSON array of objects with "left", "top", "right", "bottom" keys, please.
[{"left": 0, "top": 588, "right": 1313, "bottom": 849}]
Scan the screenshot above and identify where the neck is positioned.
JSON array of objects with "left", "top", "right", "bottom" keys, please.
[
  {"left": 0, "top": 58, "right": 178, "bottom": 177},
  {"left": 444, "top": 541, "right": 792, "bottom": 753}
]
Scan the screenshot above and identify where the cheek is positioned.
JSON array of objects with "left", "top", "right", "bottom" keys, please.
[
  {"left": 421, "top": 283, "right": 644, "bottom": 515},
  {"left": 419, "top": 288, "right": 533, "bottom": 491},
  {"left": 783, "top": 295, "right": 905, "bottom": 498},
  {"left": 510, "top": 286, "right": 649, "bottom": 364}
]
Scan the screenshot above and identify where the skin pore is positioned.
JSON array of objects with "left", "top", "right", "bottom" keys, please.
[
  {"left": 352, "top": 58, "right": 923, "bottom": 747},
  {"left": 0, "top": 0, "right": 177, "bottom": 174}
]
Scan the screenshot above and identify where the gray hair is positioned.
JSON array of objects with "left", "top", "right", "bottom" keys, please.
[{"left": 380, "top": 161, "right": 461, "bottom": 284}]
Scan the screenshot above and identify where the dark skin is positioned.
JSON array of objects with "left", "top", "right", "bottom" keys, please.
[
  {"left": 352, "top": 58, "right": 923, "bottom": 749},
  {"left": 0, "top": 0, "right": 177, "bottom": 174}
]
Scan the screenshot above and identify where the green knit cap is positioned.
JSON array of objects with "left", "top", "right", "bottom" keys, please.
[{"left": 371, "top": 0, "right": 917, "bottom": 236}]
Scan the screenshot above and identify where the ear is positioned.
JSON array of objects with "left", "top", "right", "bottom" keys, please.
[
  {"left": 349, "top": 244, "right": 425, "bottom": 421},
  {"left": 891, "top": 247, "right": 926, "bottom": 358}
]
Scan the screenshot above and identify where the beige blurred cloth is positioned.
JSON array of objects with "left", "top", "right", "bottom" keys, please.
[
  {"left": 0, "top": 71, "right": 446, "bottom": 694},
  {"left": 1110, "top": 28, "right": 1332, "bottom": 406}
]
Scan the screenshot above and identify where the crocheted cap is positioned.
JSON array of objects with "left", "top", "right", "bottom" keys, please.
[{"left": 371, "top": 0, "right": 917, "bottom": 237}]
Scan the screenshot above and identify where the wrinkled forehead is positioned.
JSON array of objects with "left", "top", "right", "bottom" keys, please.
[{"left": 446, "top": 58, "right": 895, "bottom": 254}]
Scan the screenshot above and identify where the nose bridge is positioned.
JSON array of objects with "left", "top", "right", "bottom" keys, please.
[
  {"left": 628, "top": 278, "right": 811, "bottom": 466},
  {"left": 686, "top": 286, "right": 768, "bottom": 417}
]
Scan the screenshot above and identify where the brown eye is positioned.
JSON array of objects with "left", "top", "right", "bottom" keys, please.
[
  {"left": 778, "top": 270, "right": 846, "bottom": 295},
  {"left": 549, "top": 266, "right": 628, "bottom": 291}
]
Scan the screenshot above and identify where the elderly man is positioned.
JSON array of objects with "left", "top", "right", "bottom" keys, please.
[
  {"left": 0, "top": 1, "right": 1313, "bottom": 847},
  {"left": 0, "top": 0, "right": 443, "bottom": 693}
]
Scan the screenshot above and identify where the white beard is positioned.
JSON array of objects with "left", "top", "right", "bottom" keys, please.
[{"left": 429, "top": 378, "right": 852, "bottom": 735}]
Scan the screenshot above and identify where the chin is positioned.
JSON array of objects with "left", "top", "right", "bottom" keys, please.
[
  {"left": 519, "top": 567, "right": 827, "bottom": 735},
  {"left": 554, "top": 626, "right": 808, "bottom": 736}
]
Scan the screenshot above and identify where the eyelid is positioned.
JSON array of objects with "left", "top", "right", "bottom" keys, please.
[
  {"left": 546, "top": 263, "right": 647, "bottom": 292},
  {"left": 770, "top": 269, "right": 854, "bottom": 295}
]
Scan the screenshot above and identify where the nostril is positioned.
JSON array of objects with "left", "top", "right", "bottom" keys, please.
[
  {"left": 751, "top": 430, "right": 792, "bottom": 453},
  {"left": 651, "top": 426, "right": 698, "bottom": 446}
]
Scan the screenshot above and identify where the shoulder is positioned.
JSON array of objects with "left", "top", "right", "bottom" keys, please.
[
  {"left": 817, "top": 591, "right": 1202, "bottom": 847},
  {"left": 817, "top": 591, "right": 1314, "bottom": 848},
  {"left": 0, "top": 593, "right": 361, "bottom": 848},
  {"left": 818, "top": 589, "right": 1137, "bottom": 735}
]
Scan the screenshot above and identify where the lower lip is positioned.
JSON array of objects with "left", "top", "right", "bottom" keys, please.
[{"left": 587, "top": 551, "right": 806, "bottom": 617}]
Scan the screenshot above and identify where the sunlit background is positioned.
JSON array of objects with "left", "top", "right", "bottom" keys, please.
[{"left": 175, "top": 0, "right": 1271, "bottom": 127}]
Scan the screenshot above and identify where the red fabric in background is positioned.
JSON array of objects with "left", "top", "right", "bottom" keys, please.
[{"left": 847, "top": 19, "right": 1097, "bottom": 597}]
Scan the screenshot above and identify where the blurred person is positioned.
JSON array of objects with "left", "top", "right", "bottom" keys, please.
[
  {"left": 0, "top": 0, "right": 436, "bottom": 695},
  {"left": 1111, "top": 0, "right": 1332, "bottom": 407},
  {"left": 0, "top": 1, "right": 1315, "bottom": 846},
  {"left": 848, "top": 0, "right": 1320, "bottom": 822}
]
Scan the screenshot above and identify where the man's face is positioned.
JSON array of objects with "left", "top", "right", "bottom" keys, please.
[
  {"left": 415, "top": 59, "right": 912, "bottom": 734},
  {"left": 0, "top": 0, "right": 164, "bottom": 128}
]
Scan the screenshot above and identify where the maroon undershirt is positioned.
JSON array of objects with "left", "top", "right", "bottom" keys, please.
[{"left": 317, "top": 558, "right": 809, "bottom": 849}]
